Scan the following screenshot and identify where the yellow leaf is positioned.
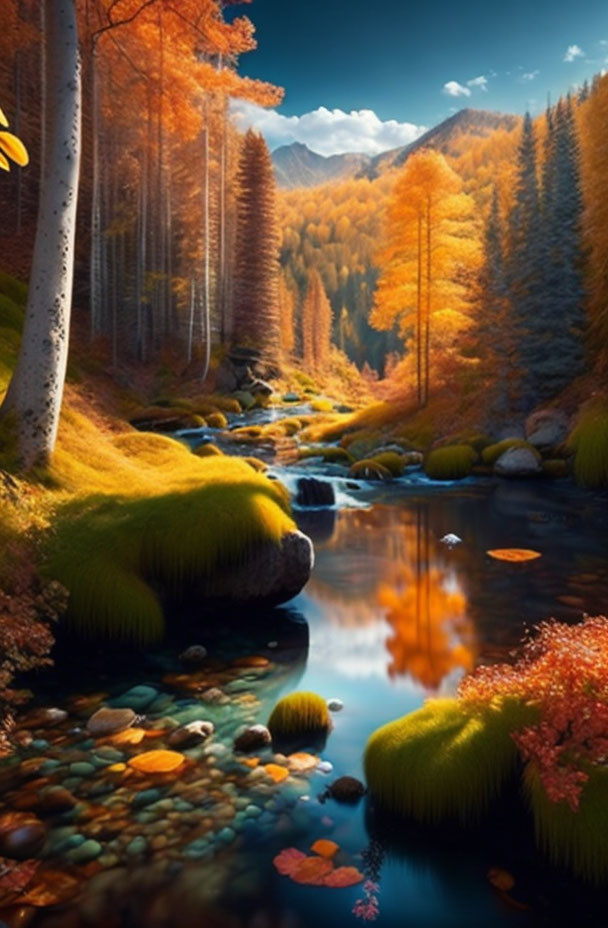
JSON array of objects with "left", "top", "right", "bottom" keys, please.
[
  {"left": 264, "top": 763, "right": 289, "bottom": 783},
  {"left": 110, "top": 727, "right": 145, "bottom": 745},
  {"left": 0, "top": 151, "right": 9, "bottom": 171},
  {"left": 128, "top": 750, "right": 185, "bottom": 773},
  {"left": 0, "top": 131, "right": 29, "bottom": 167},
  {"left": 0, "top": 106, "right": 8, "bottom": 127},
  {"left": 311, "top": 839, "right": 339, "bottom": 859}
]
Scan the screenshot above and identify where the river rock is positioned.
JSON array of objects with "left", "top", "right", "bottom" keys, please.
[
  {"left": 168, "top": 720, "right": 214, "bottom": 749},
  {"left": 494, "top": 446, "right": 542, "bottom": 477},
  {"left": 234, "top": 724, "right": 272, "bottom": 753},
  {"left": 67, "top": 838, "right": 103, "bottom": 864},
  {"left": 327, "top": 776, "right": 366, "bottom": 803},
  {"left": 179, "top": 645, "right": 208, "bottom": 667},
  {"left": 525, "top": 408, "right": 570, "bottom": 450},
  {"left": 327, "top": 699, "right": 344, "bottom": 712},
  {"left": 35, "top": 787, "right": 78, "bottom": 815},
  {"left": 202, "top": 530, "right": 314, "bottom": 606},
  {"left": 0, "top": 812, "right": 47, "bottom": 859},
  {"left": 295, "top": 477, "right": 336, "bottom": 508},
  {"left": 111, "top": 685, "right": 158, "bottom": 711},
  {"left": 87, "top": 707, "right": 136, "bottom": 737}
]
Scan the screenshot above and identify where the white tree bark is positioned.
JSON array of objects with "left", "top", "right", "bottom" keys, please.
[{"left": 2, "top": 0, "right": 82, "bottom": 469}]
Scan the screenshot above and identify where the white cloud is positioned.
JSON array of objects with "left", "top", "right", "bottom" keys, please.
[
  {"left": 442, "top": 80, "right": 471, "bottom": 98},
  {"left": 564, "top": 44, "right": 585, "bottom": 62},
  {"left": 467, "top": 75, "right": 488, "bottom": 91},
  {"left": 521, "top": 70, "right": 540, "bottom": 82},
  {"left": 229, "top": 101, "right": 427, "bottom": 157}
]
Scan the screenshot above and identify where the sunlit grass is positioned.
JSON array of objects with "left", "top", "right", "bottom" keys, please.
[
  {"left": 424, "top": 444, "right": 476, "bottom": 480},
  {"left": 567, "top": 402, "right": 608, "bottom": 488}
]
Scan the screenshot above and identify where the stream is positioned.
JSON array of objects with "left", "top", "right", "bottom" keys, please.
[{"left": 1, "top": 408, "right": 608, "bottom": 927}]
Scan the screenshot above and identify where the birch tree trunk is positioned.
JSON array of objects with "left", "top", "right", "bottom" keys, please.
[
  {"left": 201, "top": 113, "right": 211, "bottom": 383},
  {"left": 1, "top": 0, "right": 82, "bottom": 469}
]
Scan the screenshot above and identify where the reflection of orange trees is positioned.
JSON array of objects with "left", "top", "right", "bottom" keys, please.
[
  {"left": 379, "top": 507, "right": 476, "bottom": 690},
  {"left": 380, "top": 567, "right": 475, "bottom": 690}
]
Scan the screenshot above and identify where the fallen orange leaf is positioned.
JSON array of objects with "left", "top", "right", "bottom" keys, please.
[
  {"left": 487, "top": 548, "right": 541, "bottom": 562},
  {"left": 291, "top": 856, "right": 334, "bottom": 885},
  {"left": 107, "top": 763, "right": 127, "bottom": 773},
  {"left": 288, "top": 752, "right": 319, "bottom": 772},
  {"left": 241, "top": 757, "right": 260, "bottom": 768},
  {"left": 128, "top": 750, "right": 185, "bottom": 774},
  {"left": 264, "top": 763, "right": 289, "bottom": 783},
  {"left": 311, "top": 839, "right": 339, "bottom": 859},
  {"left": 324, "top": 866, "right": 364, "bottom": 888},
  {"left": 110, "top": 727, "right": 145, "bottom": 745},
  {"left": 21, "top": 870, "right": 81, "bottom": 906}
]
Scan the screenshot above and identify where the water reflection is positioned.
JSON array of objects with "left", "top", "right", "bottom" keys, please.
[{"left": 302, "top": 501, "right": 476, "bottom": 692}]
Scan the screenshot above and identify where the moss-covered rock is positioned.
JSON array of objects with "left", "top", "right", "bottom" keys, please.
[
  {"left": 541, "top": 458, "right": 570, "bottom": 479},
  {"left": 481, "top": 438, "right": 534, "bottom": 466},
  {"left": 268, "top": 692, "right": 331, "bottom": 741},
  {"left": 424, "top": 445, "right": 477, "bottom": 480},
  {"left": 364, "top": 698, "right": 535, "bottom": 825},
  {"left": 299, "top": 445, "right": 353, "bottom": 466},
  {"left": 370, "top": 451, "right": 406, "bottom": 477},
  {"left": 206, "top": 412, "right": 228, "bottom": 429},
  {"left": 524, "top": 763, "right": 608, "bottom": 884},
  {"left": 348, "top": 459, "right": 393, "bottom": 480},
  {"left": 567, "top": 403, "right": 608, "bottom": 489},
  {"left": 193, "top": 443, "right": 223, "bottom": 458}
]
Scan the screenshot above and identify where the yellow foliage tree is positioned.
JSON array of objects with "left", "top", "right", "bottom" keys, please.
[{"left": 370, "top": 150, "right": 480, "bottom": 406}]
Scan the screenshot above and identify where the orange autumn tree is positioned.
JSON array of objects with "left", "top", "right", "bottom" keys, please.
[
  {"left": 301, "top": 268, "right": 333, "bottom": 371},
  {"left": 278, "top": 271, "right": 295, "bottom": 360},
  {"left": 371, "top": 150, "right": 480, "bottom": 406}
]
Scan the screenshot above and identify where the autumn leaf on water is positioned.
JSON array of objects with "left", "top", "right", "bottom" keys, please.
[
  {"left": 324, "top": 867, "right": 365, "bottom": 888},
  {"left": 290, "top": 856, "right": 334, "bottom": 885},
  {"left": 0, "top": 856, "right": 39, "bottom": 895},
  {"left": 0, "top": 131, "right": 29, "bottom": 167},
  {"left": 486, "top": 549, "right": 541, "bottom": 562},
  {"left": 127, "top": 750, "right": 185, "bottom": 773},
  {"left": 0, "top": 105, "right": 8, "bottom": 127},
  {"left": 273, "top": 847, "right": 307, "bottom": 876},
  {"left": 20, "top": 869, "right": 81, "bottom": 907},
  {"left": 0, "top": 151, "right": 9, "bottom": 171},
  {"left": 264, "top": 763, "right": 289, "bottom": 783},
  {"left": 310, "top": 839, "right": 339, "bottom": 859}
]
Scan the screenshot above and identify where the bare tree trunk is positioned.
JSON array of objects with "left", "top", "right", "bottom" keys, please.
[
  {"left": 218, "top": 95, "right": 227, "bottom": 343},
  {"left": 416, "top": 212, "right": 422, "bottom": 408},
  {"left": 187, "top": 278, "right": 195, "bottom": 364},
  {"left": 201, "top": 108, "right": 211, "bottom": 383},
  {"left": 39, "top": 1, "right": 47, "bottom": 188},
  {"left": 2, "top": 0, "right": 82, "bottom": 469},
  {"left": 424, "top": 197, "right": 431, "bottom": 407},
  {"left": 90, "top": 35, "right": 101, "bottom": 339},
  {"left": 13, "top": 51, "right": 23, "bottom": 235}
]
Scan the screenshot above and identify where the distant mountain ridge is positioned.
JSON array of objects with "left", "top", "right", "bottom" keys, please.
[
  {"left": 271, "top": 142, "right": 371, "bottom": 189},
  {"left": 272, "top": 109, "right": 520, "bottom": 189}
]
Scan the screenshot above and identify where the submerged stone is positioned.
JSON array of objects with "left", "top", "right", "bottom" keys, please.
[
  {"left": 87, "top": 707, "right": 136, "bottom": 737},
  {"left": 110, "top": 685, "right": 159, "bottom": 712}
]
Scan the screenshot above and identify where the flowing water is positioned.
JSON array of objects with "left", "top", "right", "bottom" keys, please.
[{"left": 2, "top": 419, "right": 608, "bottom": 927}]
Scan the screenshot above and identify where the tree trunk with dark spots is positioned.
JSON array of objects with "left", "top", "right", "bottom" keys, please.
[{"left": 2, "top": 0, "right": 82, "bottom": 469}]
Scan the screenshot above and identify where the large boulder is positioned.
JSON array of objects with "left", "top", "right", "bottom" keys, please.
[
  {"left": 295, "top": 477, "right": 336, "bottom": 508},
  {"left": 203, "top": 530, "right": 314, "bottom": 605},
  {"left": 525, "top": 408, "right": 570, "bottom": 451},
  {"left": 494, "top": 446, "right": 542, "bottom": 477}
]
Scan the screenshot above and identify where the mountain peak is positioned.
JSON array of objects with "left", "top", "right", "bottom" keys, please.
[{"left": 272, "top": 142, "right": 371, "bottom": 189}]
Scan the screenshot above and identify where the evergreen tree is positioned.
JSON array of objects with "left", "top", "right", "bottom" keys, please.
[
  {"left": 231, "top": 130, "right": 280, "bottom": 364},
  {"left": 478, "top": 189, "right": 513, "bottom": 412},
  {"left": 301, "top": 268, "right": 333, "bottom": 370}
]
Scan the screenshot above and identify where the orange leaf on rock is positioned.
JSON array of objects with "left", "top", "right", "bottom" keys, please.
[
  {"left": 486, "top": 549, "right": 541, "bottom": 562},
  {"left": 310, "top": 839, "right": 339, "bottom": 859},
  {"left": 324, "top": 866, "right": 365, "bottom": 888},
  {"left": 110, "top": 727, "right": 145, "bottom": 745},
  {"left": 241, "top": 757, "right": 260, "bottom": 768},
  {"left": 273, "top": 847, "right": 307, "bottom": 876},
  {"left": 288, "top": 752, "right": 318, "bottom": 772},
  {"left": 291, "top": 856, "right": 334, "bottom": 885},
  {"left": 264, "top": 763, "right": 289, "bottom": 783},
  {"left": 128, "top": 750, "right": 185, "bottom": 774},
  {"left": 0, "top": 857, "right": 38, "bottom": 894}
]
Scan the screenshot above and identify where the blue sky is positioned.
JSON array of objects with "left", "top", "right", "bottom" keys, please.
[{"left": 229, "top": 0, "right": 608, "bottom": 155}]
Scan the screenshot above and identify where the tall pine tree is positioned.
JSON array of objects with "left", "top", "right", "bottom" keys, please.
[{"left": 231, "top": 130, "right": 280, "bottom": 365}]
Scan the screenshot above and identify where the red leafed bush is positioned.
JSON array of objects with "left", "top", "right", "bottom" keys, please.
[
  {"left": 0, "top": 474, "right": 67, "bottom": 754},
  {"left": 458, "top": 615, "right": 608, "bottom": 810}
]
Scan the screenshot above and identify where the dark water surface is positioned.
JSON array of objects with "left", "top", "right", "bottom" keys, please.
[{"left": 2, "top": 471, "right": 608, "bottom": 927}]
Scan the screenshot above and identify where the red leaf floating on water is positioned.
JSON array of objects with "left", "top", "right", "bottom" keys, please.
[
  {"left": 273, "top": 848, "right": 307, "bottom": 877},
  {"left": 324, "top": 866, "right": 365, "bottom": 888}
]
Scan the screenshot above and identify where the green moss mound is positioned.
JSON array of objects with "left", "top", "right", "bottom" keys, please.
[
  {"left": 206, "top": 411, "right": 228, "bottom": 429},
  {"left": 46, "top": 457, "right": 294, "bottom": 644},
  {"left": 193, "top": 443, "right": 223, "bottom": 458},
  {"left": 524, "top": 764, "right": 608, "bottom": 884},
  {"left": 299, "top": 445, "right": 354, "bottom": 465},
  {"left": 567, "top": 403, "right": 608, "bottom": 489},
  {"left": 364, "top": 698, "right": 535, "bottom": 824},
  {"left": 349, "top": 459, "right": 393, "bottom": 480},
  {"left": 371, "top": 451, "right": 406, "bottom": 477},
  {"left": 424, "top": 445, "right": 477, "bottom": 480},
  {"left": 268, "top": 691, "right": 330, "bottom": 738},
  {"left": 481, "top": 438, "right": 539, "bottom": 466}
]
